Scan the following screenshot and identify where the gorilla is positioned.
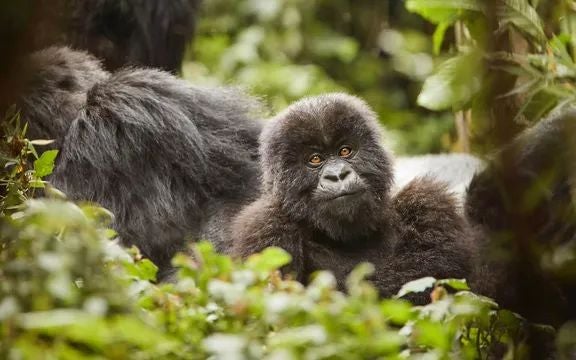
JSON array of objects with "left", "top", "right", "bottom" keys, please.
[
  {"left": 0, "top": 0, "right": 200, "bottom": 73},
  {"left": 65, "top": 0, "right": 201, "bottom": 72},
  {"left": 1, "top": 0, "right": 199, "bottom": 115},
  {"left": 14, "top": 45, "right": 576, "bottom": 324},
  {"left": 466, "top": 110, "right": 576, "bottom": 327},
  {"left": 230, "top": 93, "right": 474, "bottom": 304},
  {"left": 15, "top": 47, "right": 477, "bottom": 290},
  {"left": 16, "top": 46, "right": 263, "bottom": 279}
]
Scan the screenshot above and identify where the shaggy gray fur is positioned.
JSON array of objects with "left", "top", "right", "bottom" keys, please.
[
  {"left": 19, "top": 47, "right": 110, "bottom": 144},
  {"left": 18, "top": 47, "right": 263, "bottom": 278}
]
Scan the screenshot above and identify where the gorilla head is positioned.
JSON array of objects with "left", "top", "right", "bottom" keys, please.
[{"left": 260, "top": 93, "right": 394, "bottom": 242}]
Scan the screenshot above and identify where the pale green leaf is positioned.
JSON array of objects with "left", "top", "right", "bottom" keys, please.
[
  {"left": 406, "top": 0, "right": 482, "bottom": 24},
  {"left": 29, "top": 139, "right": 55, "bottom": 146},
  {"left": 395, "top": 277, "right": 436, "bottom": 298},
  {"left": 246, "top": 246, "right": 292, "bottom": 272},
  {"left": 497, "top": 0, "right": 546, "bottom": 44},
  {"left": 417, "top": 50, "right": 484, "bottom": 111},
  {"left": 33, "top": 150, "right": 59, "bottom": 178}
]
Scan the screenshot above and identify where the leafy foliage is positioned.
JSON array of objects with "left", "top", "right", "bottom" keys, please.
[
  {"left": 0, "top": 217, "right": 537, "bottom": 359},
  {"left": 407, "top": 0, "right": 576, "bottom": 128},
  {"left": 0, "top": 111, "right": 54, "bottom": 214},
  {"left": 4, "top": 1, "right": 576, "bottom": 358},
  {"left": 183, "top": 0, "right": 458, "bottom": 154},
  {"left": 0, "top": 114, "right": 546, "bottom": 359}
]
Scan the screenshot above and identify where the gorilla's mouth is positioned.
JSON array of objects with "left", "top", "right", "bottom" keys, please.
[{"left": 329, "top": 189, "right": 365, "bottom": 200}]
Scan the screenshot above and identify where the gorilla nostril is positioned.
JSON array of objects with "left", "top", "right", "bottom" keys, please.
[
  {"left": 323, "top": 173, "right": 339, "bottom": 182},
  {"left": 339, "top": 169, "right": 351, "bottom": 180}
]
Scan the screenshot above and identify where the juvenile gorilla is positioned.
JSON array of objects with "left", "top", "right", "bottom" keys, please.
[{"left": 231, "top": 94, "right": 474, "bottom": 303}]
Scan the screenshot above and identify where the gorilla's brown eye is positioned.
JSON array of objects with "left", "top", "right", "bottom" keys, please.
[
  {"left": 309, "top": 154, "right": 323, "bottom": 165},
  {"left": 339, "top": 146, "right": 352, "bottom": 157}
]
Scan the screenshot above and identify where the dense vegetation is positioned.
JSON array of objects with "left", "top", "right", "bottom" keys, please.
[
  {"left": 185, "top": 0, "right": 576, "bottom": 153},
  {"left": 2, "top": 0, "right": 576, "bottom": 358},
  {"left": 0, "top": 118, "right": 554, "bottom": 358}
]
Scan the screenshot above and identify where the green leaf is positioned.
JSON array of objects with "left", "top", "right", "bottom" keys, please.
[
  {"left": 81, "top": 204, "right": 115, "bottom": 226},
  {"left": 245, "top": 246, "right": 292, "bottom": 272},
  {"left": 436, "top": 278, "right": 470, "bottom": 291},
  {"left": 413, "top": 319, "right": 451, "bottom": 350},
  {"left": 432, "top": 22, "right": 451, "bottom": 55},
  {"left": 33, "top": 150, "right": 59, "bottom": 178},
  {"left": 29, "top": 139, "right": 55, "bottom": 146},
  {"left": 406, "top": 0, "right": 482, "bottom": 24},
  {"left": 497, "top": 0, "right": 546, "bottom": 45},
  {"left": 395, "top": 277, "right": 436, "bottom": 298},
  {"left": 125, "top": 259, "right": 158, "bottom": 281},
  {"left": 346, "top": 262, "right": 375, "bottom": 286},
  {"left": 29, "top": 179, "right": 46, "bottom": 188},
  {"left": 417, "top": 50, "right": 484, "bottom": 111},
  {"left": 103, "top": 228, "right": 118, "bottom": 239},
  {"left": 381, "top": 299, "right": 414, "bottom": 324}
]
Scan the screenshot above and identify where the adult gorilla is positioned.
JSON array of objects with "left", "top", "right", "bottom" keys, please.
[
  {"left": 17, "top": 47, "right": 263, "bottom": 279},
  {"left": 0, "top": 0, "right": 200, "bottom": 73}
]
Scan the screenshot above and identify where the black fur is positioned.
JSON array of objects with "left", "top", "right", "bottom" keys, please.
[
  {"left": 230, "top": 93, "right": 474, "bottom": 304},
  {"left": 467, "top": 109, "right": 576, "bottom": 326},
  {"left": 67, "top": 0, "right": 201, "bottom": 72},
  {"left": 18, "top": 47, "right": 263, "bottom": 278}
]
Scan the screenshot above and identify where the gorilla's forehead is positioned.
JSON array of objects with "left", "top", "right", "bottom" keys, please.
[{"left": 276, "top": 101, "right": 372, "bottom": 148}]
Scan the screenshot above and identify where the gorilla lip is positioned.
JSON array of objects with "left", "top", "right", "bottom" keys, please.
[{"left": 329, "top": 189, "right": 365, "bottom": 200}]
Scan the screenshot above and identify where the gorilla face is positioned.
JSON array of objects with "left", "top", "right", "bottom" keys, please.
[{"left": 260, "top": 93, "right": 394, "bottom": 241}]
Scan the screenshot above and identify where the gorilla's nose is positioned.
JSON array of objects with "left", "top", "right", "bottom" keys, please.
[{"left": 322, "top": 162, "right": 353, "bottom": 182}]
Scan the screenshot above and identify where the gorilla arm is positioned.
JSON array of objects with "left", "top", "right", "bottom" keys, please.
[{"left": 230, "top": 196, "right": 307, "bottom": 282}]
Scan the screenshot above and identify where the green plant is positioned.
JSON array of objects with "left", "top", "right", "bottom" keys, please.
[
  {"left": 184, "top": 0, "right": 456, "bottom": 154},
  {"left": 406, "top": 0, "right": 576, "bottom": 149},
  {"left": 0, "top": 114, "right": 535, "bottom": 357}
]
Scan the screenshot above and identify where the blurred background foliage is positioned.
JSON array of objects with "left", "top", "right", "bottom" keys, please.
[
  {"left": 182, "top": 0, "right": 456, "bottom": 155},
  {"left": 183, "top": 0, "right": 576, "bottom": 156}
]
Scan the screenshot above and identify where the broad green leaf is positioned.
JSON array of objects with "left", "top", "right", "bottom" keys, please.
[
  {"left": 406, "top": 0, "right": 482, "bottom": 24},
  {"left": 33, "top": 149, "right": 59, "bottom": 178},
  {"left": 381, "top": 299, "right": 415, "bottom": 324},
  {"left": 497, "top": 0, "right": 546, "bottom": 45},
  {"left": 395, "top": 276, "right": 436, "bottom": 298},
  {"left": 412, "top": 319, "right": 451, "bottom": 350},
  {"left": 417, "top": 50, "right": 484, "bottom": 111}
]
